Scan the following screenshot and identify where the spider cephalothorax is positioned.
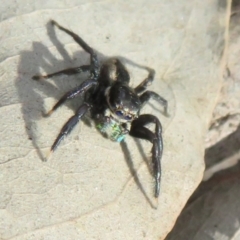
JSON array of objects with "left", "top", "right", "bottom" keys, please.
[
  {"left": 32, "top": 20, "right": 168, "bottom": 198},
  {"left": 106, "top": 82, "right": 141, "bottom": 122}
]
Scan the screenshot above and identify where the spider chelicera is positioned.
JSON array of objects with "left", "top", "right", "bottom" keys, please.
[{"left": 32, "top": 20, "right": 168, "bottom": 198}]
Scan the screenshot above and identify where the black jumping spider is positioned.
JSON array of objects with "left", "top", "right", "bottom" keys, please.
[{"left": 32, "top": 20, "right": 168, "bottom": 198}]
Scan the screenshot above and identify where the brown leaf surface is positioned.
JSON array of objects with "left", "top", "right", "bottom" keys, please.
[{"left": 0, "top": 0, "right": 230, "bottom": 239}]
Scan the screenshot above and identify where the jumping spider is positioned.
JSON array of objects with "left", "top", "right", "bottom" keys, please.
[{"left": 32, "top": 20, "right": 168, "bottom": 198}]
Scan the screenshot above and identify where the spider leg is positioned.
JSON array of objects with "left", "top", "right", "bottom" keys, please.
[
  {"left": 44, "top": 78, "right": 97, "bottom": 116},
  {"left": 51, "top": 20, "right": 100, "bottom": 79},
  {"left": 129, "top": 114, "right": 163, "bottom": 198},
  {"left": 115, "top": 59, "right": 130, "bottom": 83},
  {"left": 47, "top": 103, "right": 91, "bottom": 158},
  {"left": 134, "top": 68, "right": 155, "bottom": 94},
  {"left": 140, "top": 91, "right": 168, "bottom": 115},
  {"left": 32, "top": 65, "right": 90, "bottom": 80}
]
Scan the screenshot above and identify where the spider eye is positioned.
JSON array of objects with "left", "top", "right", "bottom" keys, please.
[
  {"left": 115, "top": 110, "right": 133, "bottom": 121},
  {"left": 115, "top": 110, "right": 124, "bottom": 117},
  {"left": 124, "top": 115, "right": 132, "bottom": 121}
]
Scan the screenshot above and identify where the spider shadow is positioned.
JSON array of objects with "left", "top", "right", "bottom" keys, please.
[
  {"left": 15, "top": 20, "right": 98, "bottom": 161},
  {"left": 120, "top": 140, "right": 157, "bottom": 209},
  {"left": 15, "top": 20, "right": 158, "bottom": 206}
]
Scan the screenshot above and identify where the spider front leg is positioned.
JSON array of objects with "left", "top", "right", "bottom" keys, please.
[
  {"left": 129, "top": 114, "right": 163, "bottom": 198},
  {"left": 140, "top": 91, "right": 168, "bottom": 116},
  {"left": 47, "top": 103, "right": 91, "bottom": 160}
]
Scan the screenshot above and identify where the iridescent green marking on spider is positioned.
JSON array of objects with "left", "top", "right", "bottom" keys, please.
[{"left": 96, "top": 119, "right": 126, "bottom": 142}]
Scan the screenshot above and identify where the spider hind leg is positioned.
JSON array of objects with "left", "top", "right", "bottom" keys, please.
[
  {"left": 32, "top": 20, "right": 99, "bottom": 80},
  {"left": 134, "top": 68, "right": 155, "bottom": 94},
  {"left": 51, "top": 20, "right": 99, "bottom": 79},
  {"left": 32, "top": 65, "right": 91, "bottom": 80}
]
